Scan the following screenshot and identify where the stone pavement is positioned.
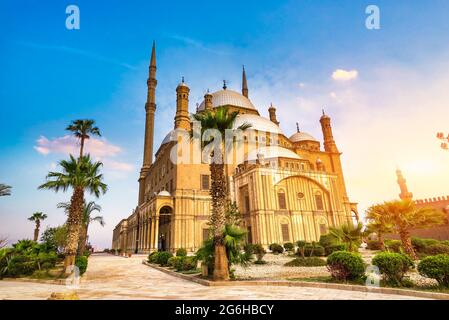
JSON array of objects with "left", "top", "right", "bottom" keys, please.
[{"left": 0, "top": 253, "right": 428, "bottom": 300}]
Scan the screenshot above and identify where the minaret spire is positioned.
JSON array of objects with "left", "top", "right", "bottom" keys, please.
[
  {"left": 296, "top": 122, "right": 300, "bottom": 133},
  {"left": 242, "top": 65, "right": 248, "bottom": 98},
  {"left": 396, "top": 168, "right": 413, "bottom": 200},
  {"left": 138, "top": 41, "right": 157, "bottom": 205}
]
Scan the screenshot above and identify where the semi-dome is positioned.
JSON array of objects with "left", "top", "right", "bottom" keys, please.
[
  {"left": 198, "top": 89, "right": 256, "bottom": 111},
  {"left": 245, "top": 146, "right": 301, "bottom": 162},
  {"left": 158, "top": 190, "right": 171, "bottom": 197},
  {"left": 289, "top": 131, "right": 318, "bottom": 143}
]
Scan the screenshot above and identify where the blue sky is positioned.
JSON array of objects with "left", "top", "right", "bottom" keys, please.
[{"left": 1, "top": 1, "right": 449, "bottom": 249}]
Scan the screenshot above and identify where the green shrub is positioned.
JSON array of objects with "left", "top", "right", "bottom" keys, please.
[
  {"left": 181, "top": 256, "right": 198, "bottom": 271},
  {"left": 385, "top": 240, "right": 402, "bottom": 253},
  {"left": 37, "top": 252, "right": 58, "bottom": 269},
  {"left": 285, "top": 257, "right": 326, "bottom": 267},
  {"left": 148, "top": 251, "right": 159, "bottom": 263},
  {"left": 319, "top": 234, "right": 337, "bottom": 248},
  {"left": 283, "top": 242, "right": 294, "bottom": 252},
  {"left": 327, "top": 251, "right": 365, "bottom": 281},
  {"left": 325, "top": 244, "right": 347, "bottom": 256},
  {"left": 411, "top": 237, "right": 439, "bottom": 252},
  {"left": 155, "top": 251, "right": 173, "bottom": 266},
  {"left": 176, "top": 248, "right": 187, "bottom": 257},
  {"left": 6, "top": 256, "right": 37, "bottom": 277},
  {"left": 252, "top": 244, "right": 266, "bottom": 261},
  {"left": 372, "top": 252, "right": 414, "bottom": 286},
  {"left": 167, "top": 256, "right": 179, "bottom": 268},
  {"left": 418, "top": 254, "right": 449, "bottom": 287},
  {"left": 75, "top": 256, "right": 88, "bottom": 275},
  {"left": 296, "top": 241, "right": 307, "bottom": 257},
  {"left": 366, "top": 240, "right": 383, "bottom": 251},
  {"left": 269, "top": 243, "right": 284, "bottom": 254},
  {"left": 441, "top": 240, "right": 449, "bottom": 247},
  {"left": 304, "top": 244, "right": 325, "bottom": 257},
  {"left": 423, "top": 244, "right": 449, "bottom": 256}
]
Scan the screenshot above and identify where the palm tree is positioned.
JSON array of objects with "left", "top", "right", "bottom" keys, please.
[
  {"left": 374, "top": 199, "right": 446, "bottom": 259},
  {"left": 192, "top": 106, "right": 251, "bottom": 281},
  {"left": 66, "top": 119, "right": 101, "bottom": 158},
  {"left": 28, "top": 212, "right": 47, "bottom": 241},
  {"left": 39, "top": 155, "right": 107, "bottom": 269},
  {"left": 58, "top": 201, "right": 105, "bottom": 255},
  {"left": 365, "top": 204, "right": 393, "bottom": 250},
  {"left": 329, "top": 222, "right": 364, "bottom": 252},
  {"left": 0, "top": 184, "right": 11, "bottom": 197}
]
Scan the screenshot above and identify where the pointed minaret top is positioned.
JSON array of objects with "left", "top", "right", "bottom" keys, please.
[
  {"left": 242, "top": 65, "right": 248, "bottom": 97},
  {"left": 296, "top": 122, "right": 300, "bottom": 133},
  {"left": 223, "top": 80, "right": 227, "bottom": 90},
  {"left": 150, "top": 41, "right": 156, "bottom": 67}
]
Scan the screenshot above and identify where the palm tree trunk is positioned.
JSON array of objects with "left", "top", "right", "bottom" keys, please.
[
  {"left": 64, "top": 186, "right": 84, "bottom": 271},
  {"left": 378, "top": 232, "right": 385, "bottom": 250},
  {"left": 399, "top": 229, "right": 417, "bottom": 260},
  {"left": 77, "top": 223, "right": 89, "bottom": 256},
  {"left": 210, "top": 159, "right": 229, "bottom": 281},
  {"left": 33, "top": 225, "right": 39, "bottom": 242},
  {"left": 79, "top": 138, "right": 85, "bottom": 159}
]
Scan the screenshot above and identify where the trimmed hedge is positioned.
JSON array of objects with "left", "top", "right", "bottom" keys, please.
[
  {"left": 319, "top": 234, "right": 337, "bottom": 248},
  {"left": 167, "top": 255, "right": 197, "bottom": 272},
  {"left": 176, "top": 248, "right": 187, "bottom": 257},
  {"left": 327, "top": 251, "right": 365, "bottom": 281},
  {"left": 423, "top": 244, "right": 449, "bottom": 256},
  {"left": 385, "top": 240, "right": 402, "bottom": 253},
  {"left": 418, "top": 254, "right": 449, "bottom": 287},
  {"left": 372, "top": 252, "right": 414, "bottom": 286},
  {"left": 325, "top": 244, "right": 347, "bottom": 256},
  {"left": 75, "top": 256, "right": 88, "bottom": 275},
  {"left": 148, "top": 251, "right": 173, "bottom": 266},
  {"left": 283, "top": 242, "right": 294, "bottom": 252},
  {"left": 366, "top": 240, "right": 383, "bottom": 251},
  {"left": 269, "top": 243, "right": 284, "bottom": 254},
  {"left": 252, "top": 244, "right": 266, "bottom": 262},
  {"left": 412, "top": 237, "right": 439, "bottom": 252},
  {"left": 304, "top": 245, "right": 325, "bottom": 257},
  {"left": 285, "top": 257, "right": 326, "bottom": 267}
]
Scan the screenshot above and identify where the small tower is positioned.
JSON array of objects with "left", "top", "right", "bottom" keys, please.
[
  {"left": 204, "top": 89, "right": 213, "bottom": 111},
  {"left": 396, "top": 168, "right": 413, "bottom": 200},
  {"left": 139, "top": 41, "right": 157, "bottom": 205},
  {"left": 268, "top": 103, "right": 280, "bottom": 126},
  {"left": 242, "top": 65, "right": 248, "bottom": 98},
  {"left": 320, "top": 109, "right": 339, "bottom": 153},
  {"left": 174, "top": 77, "right": 190, "bottom": 130}
]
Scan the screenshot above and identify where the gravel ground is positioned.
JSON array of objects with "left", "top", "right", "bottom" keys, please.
[{"left": 234, "top": 253, "right": 329, "bottom": 280}]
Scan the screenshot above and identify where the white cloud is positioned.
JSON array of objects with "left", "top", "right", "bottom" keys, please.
[
  {"left": 34, "top": 135, "right": 132, "bottom": 173},
  {"left": 332, "top": 69, "right": 358, "bottom": 81}
]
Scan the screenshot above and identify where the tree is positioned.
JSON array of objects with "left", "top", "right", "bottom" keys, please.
[
  {"left": 66, "top": 119, "right": 101, "bottom": 158},
  {"left": 41, "top": 225, "right": 67, "bottom": 253},
  {"left": 0, "top": 184, "right": 11, "bottom": 197},
  {"left": 27, "top": 212, "right": 48, "bottom": 242},
  {"left": 192, "top": 106, "right": 251, "bottom": 281},
  {"left": 365, "top": 204, "right": 394, "bottom": 250},
  {"left": 329, "top": 222, "right": 364, "bottom": 252},
  {"left": 39, "top": 155, "right": 107, "bottom": 270},
  {"left": 58, "top": 201, "right": 104, "bottom": 255},
  {"left": 373, "top": 199, "right": 446, "bottom": 259}
]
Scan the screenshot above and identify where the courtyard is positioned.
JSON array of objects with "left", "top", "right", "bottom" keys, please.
[{"left": 0, "top": 253, "right": 428, "bottom": 300}]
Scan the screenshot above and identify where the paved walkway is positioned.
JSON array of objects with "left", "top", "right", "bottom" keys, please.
[{"left": 0, "top": 254, "right": 428, "bottom": 300}]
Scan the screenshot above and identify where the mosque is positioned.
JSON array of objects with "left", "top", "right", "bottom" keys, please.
[{"left": 112, "top": 43, "right": 359, "bottom": 253}]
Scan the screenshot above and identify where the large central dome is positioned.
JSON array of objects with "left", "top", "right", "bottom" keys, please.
[{"left": 197, "top": 89, "right": 256, "bottom": 111}]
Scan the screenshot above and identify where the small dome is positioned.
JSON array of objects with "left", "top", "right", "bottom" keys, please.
[
  {"left": 160, "top": 129, "right": 190, "bottom": 146},
  {"left": 158, "top": 190, "right": 171, "bottom": 197},
  {"left": 233, "top": 114, "right": 283, "bottom": 134},
  {"left": 289, "top": 131, "right": 318, "bottom": 143},
  {"left": 198, "top": 89, "right": 256, "bottom": 111},
  {"left": 245, "top": 146, "right": 301, "bottom": 162}
]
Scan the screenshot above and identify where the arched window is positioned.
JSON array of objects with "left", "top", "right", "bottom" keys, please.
[
  {"left": 278, "top": 190, "right": 287, "bottom": 210},
  {"left": 315, "top": 192, "right": 324, "bottom": 211}
]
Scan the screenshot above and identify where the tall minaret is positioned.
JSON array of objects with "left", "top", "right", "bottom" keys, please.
[
  {"left": 138, "top": 41, "right": 157, "bottom": 205},
  {"left": 396, "top": 168, "right": 413, "bottom": 200},
  {"left": 174, "top": 77, "right": 190, "bottom": 130},
  {"left": 242, "top": 65, "right": 248, "bottom": 98},
  {"left": 320, "top": 109, "right": 339, "bottom": 153}
]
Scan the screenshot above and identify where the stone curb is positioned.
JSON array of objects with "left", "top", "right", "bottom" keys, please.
[
  {"left": 1, "top": 277, "right": 66, "bottom": 286},
  {"left": 142, "top": 259, "right": 449, "bottom": 300}
]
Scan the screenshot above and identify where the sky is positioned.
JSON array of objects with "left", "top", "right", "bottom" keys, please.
[{"left": 1, "top": 0, "right": 448, "bottom": 249}]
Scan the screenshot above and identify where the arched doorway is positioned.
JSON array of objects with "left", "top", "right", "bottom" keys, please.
[{"left": 158, "top": 206, "right": 172, "bottom": 251}]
